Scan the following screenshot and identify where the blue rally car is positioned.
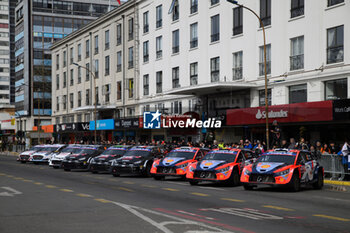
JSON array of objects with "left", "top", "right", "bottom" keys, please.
[{"left": 241, "top": 149, "right": 324, "bottom": 191}]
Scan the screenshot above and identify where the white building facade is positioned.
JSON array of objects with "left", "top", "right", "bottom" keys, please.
[{"left": 0, "top": 0, "right": 10, "bottom": 105}]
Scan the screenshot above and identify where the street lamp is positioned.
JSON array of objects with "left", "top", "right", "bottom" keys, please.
[
  {"left": 227, "top": 0, "right": 270, "bottom": 149},
  {"left": 73, "top": 63, "right": 97, "bottom": 144}
]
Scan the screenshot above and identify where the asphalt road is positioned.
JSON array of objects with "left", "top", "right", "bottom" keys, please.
[{"left": 0, "top": 156, "right": 349, "bottom": 233}]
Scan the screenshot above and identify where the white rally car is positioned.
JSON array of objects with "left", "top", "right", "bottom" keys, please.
[
  {"left": 31, "top": 144, "right": 67, "bottom": 164},
  {"left": 18, "top": 145, "right": 47, "bottom": 163},
  {"left": 49, "top": 145, "right": 83, "bottom": 168}
]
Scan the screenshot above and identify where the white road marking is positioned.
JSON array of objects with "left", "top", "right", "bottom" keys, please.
[
  {"left": 177, "top": 210, "right": 215, "bottom": 220},
  {"left": 165, "top": 181, "right": 189, "bottom": 186},
  {"left": 199, "top": 186, "right": 225, "bottom": 191},
  {"left": 0, "top": 187, "right": 22, "bottom": 197},
  {"left": 204, "top": 207, "right": 283, "bottom": 220},
  {"left": 312, "top": 195, "right": 350, "bottom": 203}
]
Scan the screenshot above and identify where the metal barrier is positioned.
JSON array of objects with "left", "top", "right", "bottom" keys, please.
[{"left": 318, "top": 153, "right": 349, "bottom": 181}]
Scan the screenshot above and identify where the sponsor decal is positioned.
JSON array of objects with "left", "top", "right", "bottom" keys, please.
[{"left": 256, "top": 109, "right": 288, "bottom": 120}]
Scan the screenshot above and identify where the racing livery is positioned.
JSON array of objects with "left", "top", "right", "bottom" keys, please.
[
  {"left": 110, "top": 146, "right": 161, "bottom": 177},
  {"left": 186, "top": 149, "right": 253, "bottom": 186},
  {"left": 49, "top": 145, "right": 83, "bottom": 168},
  {"left": 240, "top": 149, "right": 324, "bottom": 191},
  {"left": 61, "top": 145, "right": 105, "bottom": 171},
  {"left": 151, "top": 147, "right": 209, "bottom": 180},
  {"left": 18, "top": 145, "right": 47, "bottom": 163},
  {"left": 89, "top": 145, "right": 132, "bottom": 173},
  {"left": 31, "top": 144, "right": 66, "bottom": 164}
]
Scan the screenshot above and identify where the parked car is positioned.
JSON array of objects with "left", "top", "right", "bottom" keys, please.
[
  {"left": 31, "top": 144, "right": 67, "bottom": 164},
  {"left": 18, "top": 145, "right": 47, "bottom": 163},
  {"left": 49, "top": 145, "right": 83, "bottom": 169}
]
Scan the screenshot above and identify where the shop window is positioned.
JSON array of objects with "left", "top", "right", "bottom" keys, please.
[{"left": 259, "top": 89, "right": 271, "bottom": 106}]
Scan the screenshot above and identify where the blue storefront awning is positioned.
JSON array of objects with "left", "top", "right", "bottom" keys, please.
[{"left": 89, "top": 119, "right": 114, "bottom": 130}]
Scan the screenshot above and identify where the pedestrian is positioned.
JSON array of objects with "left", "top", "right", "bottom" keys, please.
[
  {"left": 297, "top": 137, "right": 308, "bottom": 150},
  {"left": 288, "top": 138, "right": 297, "bottom": 149},
  {"left": 270, "top": 120, "right": 281, "bottom": 148},
  {"left": 329, "top": 142, "right": 338, "bottom": 154},
  {"left": 320, "top": 144, "right": 331, "bottom": 154},
  {"left": 341, "top": 140, "right": 350, "bottom": 172},
  {"left": 281, "top": 139, "right": 289, "bottom": 148}
]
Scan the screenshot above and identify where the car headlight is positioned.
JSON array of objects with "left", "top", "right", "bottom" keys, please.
[
  {"left": 275, "top": 169, "right": 290, "bottom": 176},
  {"left": 176, "top": 163, "right": 188, "bottom": 169},
  {"left": 243, "top": 168, "right": 251, "bottom": 176},
  {"left": 78, "top": 157, "right": 86, "bottom": 161},
  {"left": 217, "top": 166, "right": 230, "bottom": 173}
]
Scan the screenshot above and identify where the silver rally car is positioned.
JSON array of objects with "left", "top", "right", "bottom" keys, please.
[
  {"left": 31, "top": 144, "right": 67, "bottom": 164},
  {"left": 49, "top": 145, "right": 83, "bottom": 168}
]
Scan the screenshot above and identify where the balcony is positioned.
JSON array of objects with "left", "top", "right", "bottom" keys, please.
[
  {"left": 290, "top": 55, "right": 304, "bottom": 71},
  {"left": 327, "top": 46, "right": 344, "bottom": 64},
  {"left": 143, "top": 25, "right": 149, "bottom": 34},
  {"left": 172, "top": 46, "right": 179, "bottom": 54},
  {"left": 259, "top": 62, "right": 271, "bottom": 76},
  {"left": 117, "top": 37, "right": 122, "bottom": 45},
  {"left": 105, "top": 43, "right": 110, "bottom": 50},
  {"left": 173, "top": 12, "right": 179, "bottom": 21},
  {"left": 211, "top": 71, "right": 219, "bottom": 82},
  {"left": 172, "top": 80, "right": 180, "bottom": 89},
  {"left": 232, "top": 67, "right": 242, "bottom": 80},
  {"left": 190, "top": 76, "right": 198, "bottom": 86},
  {"left": 94, "top": 48, "right": 98, "bottom": 55},
  {"left": 156, "top": 85, "right": 162, "bottom": 94},
  {"left": 233, "top": 26, "right": 243, "bottom": 36},
  {"left": 128, "top": 61, "right": 134, "bottom": 69},
  {"left": 143, "top": 54, "right": 149, "bottom": 63},
  {"left": 128, "top": 33, "right": 134, "bottom": 41},
  {"left": 190, "top": 5, "right": 198, "bottom": 14},
  {"left": 117, "top": 64, "right": 122, "bottom": 72},
  {"left": 211, "top": 33, "right": 220, "bottom": 43},
  {"left": 156, "top": 19, "right": 162, "bottom": 28},
  {"left": 261, "top": 16, "right": 271, "bottom": 27},
  {"left": 291, "top": 6, "right": 304, "bottom": 18},
  {"left": 156, "top": 50, "right": 162, "bottom": 59},
  {"left": 190, "top": 39, "right": 198, "bottom": 49},
  {"left": 78, "top": 55, "right": 81, "bottom": 61}
]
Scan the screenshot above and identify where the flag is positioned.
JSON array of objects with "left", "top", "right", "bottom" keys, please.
[{"left": 116, "top": 0, "right": 121, "bottom": 4}]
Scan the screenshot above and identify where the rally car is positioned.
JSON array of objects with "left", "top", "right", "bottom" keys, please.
[
  {"left": 186, "top": 148, "right": 254, "bottom": 186},
  {"left": 49, "top": 145, "right": 83, "bottom": 168},
  {"left": 18, "top": 145, "right": 47, "bottom": 163},
  {"left": 61, "top": 145, "right": 105, "bottom": 171},
  {"left": 31, "top": 144, "right": 66, "bottom": 164},
  {"left": 89, "top": 145, "right": 132, "bottom": 173},
  {"left": 151, "top": 147, "right": 209, "bottom": 180},
  {"left": 110, "top": 146, "right": 161, "bottom": 177},
  {"left": 240, "top": 149, "right": 324, "bottom": 191}
]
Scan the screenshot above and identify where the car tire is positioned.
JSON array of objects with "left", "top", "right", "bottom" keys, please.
[
  {"left": 64, "top": 169, "right": 71, "bottom": 172},
  {"left": 289, "top": 172, "right": 301, "bottom": 192},
  {"left": 227, "top": 169, "right": 240, "bottom": 186},
  {"left": 189, "top": 180, "right": 199, "bottom": 186},
  {"left": 153, "top": 176, "right": 164, "bottom": 180},
  {"left": 313, "top": 169, "right": 324, "bottom": 190},
  {"left": 243, "top": 184, "right": 253, "bottom": 190},
  {"left": 144, "top": 162, "right": 152, "bottom": 177}
]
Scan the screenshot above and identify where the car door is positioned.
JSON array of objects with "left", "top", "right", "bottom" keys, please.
[{"left": 298, "top": 152, "right": 309, "bottom": 182}]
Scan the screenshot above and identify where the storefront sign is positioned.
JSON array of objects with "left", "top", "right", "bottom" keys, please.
[
  {"left": 89, "top": 119, "right": 114, "bottom": 130},
  {"left": 226, "top": 101, "right": 333, "bottom": 125},
  {"left": 115, "top": 118, "right": 140, "bottom": 128},
  {"left": 333, "top": 99, "right": 350, "bottom": 121},
  {"left": 56, "top": 122, "right": 90, "bottom": 132}
]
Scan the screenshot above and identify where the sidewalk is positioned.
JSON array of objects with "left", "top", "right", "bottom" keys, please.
[
  {"left": 324, "top": 179, "right": 350, "bottom": 192},
  {"left": 0, "top": 151, "right": 19, "bottom": 156}
]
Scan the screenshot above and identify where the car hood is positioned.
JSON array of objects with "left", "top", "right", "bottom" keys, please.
[
  {"left": 32, "top": 151, "right": 51, "bottom": 156},
  {"left": 54, "top": 152, "right": 72, "bottom": 159},
  {"left": 95, "top": 154, "right": 120, "bottom": 161},
  {"left": 252, "top": 162, "right": 286, "bottom": 174},
  {"left": 116, "top": 156, "right": 144, "bottom": 164},
  {"left": 196, "top": 160, "right": 227, "bottom": 171},
  {"left": 20, "top": 150, "right": 36, "bottom": 156},
  {"left": 159, "top": 157, "right": 187, "bottom": 166}
]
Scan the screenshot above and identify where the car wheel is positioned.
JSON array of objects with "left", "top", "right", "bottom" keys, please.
[
  {"left": 189, "top": 180, "right": 199, "bottom": 186},
  {"left": 243, "top": 184, "right": 253, "bottom": 190},
  {"left": 64, "top": 169, "right": 71, "bottom": 172},
  {"left": 153, "top": 176, "right": 164, "bottom": 180},
  {"left": 144, "top": 162, "right": 152, "bottom": 177},
  {"left": 289, "top": 172, "right": 300, "bottom": 192},
  {"left": 313, "top": 169, "right": 324, "bottom": 190},
  {"left": 227, "top": 169, "right": 240, "bottom": 186}
]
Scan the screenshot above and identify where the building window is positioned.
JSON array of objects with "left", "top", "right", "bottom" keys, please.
[
  {"left": 156, "top": 71, "right": 162, "bottom": 93},
  {"left": 56, "top": 97, "right": 59, "bottom": 111},
  {"left": 289, "top": 84, "right": 307, "bottom": 104},
  {"left": 259, "top": 44, "right": 271, "bottom": 76},
  {"left": 86, "top": 89, "right": 90, "bottom": 105},
  {"left": 233, "top": 7, "right": 243, "bottom": 36},
  {"left": 77, "top": 44, "right": 81, "bottom": 61},
  {"left": 290, "top": 36, "right": 304, "bottom": 71},
  {"left": 95, "top": 87, "right": 99, "bottom": 105},
  {"left": 86, "top": 63, "right": 90, "bottom": 81},
  {"left": 143, "top": 11, "right": 149, "bottom": 33},
  {"left": 259, "top": 89, "right": 271, "bottom": 106},
  {"left": 327, "top": 25, "right": 344, "bottom": 64},
  {"left": 211, "top": 57, "right": 220, "bottom": 82},
  {"left": 104, "top": 84, "right": 110, "bottom": 104},
  {"left": 128, "top": 47, "right": 134, "bottom": 69},
  {"left": 78, "top": 91, "right": 81, "bottom": 107},
  {"left": 328, "top": 0, "right": 344, "bottom": 7},
  {"left": 172, "top": 67, "right": 180, "bottom": 88},
  {"left": 172, "top": 101, "right": 182, "bottom": 114},
  {"left": 172, "top": 29, "right": 179, "bottom": 54},
  {"left": 232, "top": 51, "right": 243, "bottom": 80},
  {"left": 128, "top": 18, "right": 134, "bottom": 41},
  {"left": 94, "top": 59, "right": 99, "bottom": 78},
  {"left": 56, "top": 54, "right": 59, "bottom": 70},
  {"left": 86, "top": 39, "right": 90, "bottom": 58},
  {"left": 156, "top": 5, "right": 162, "bottom": 28},
  {"left": 63, "top": 95, "right": 67, "bottom": 110},
  {"left": 105, "top": 30, "right": 109, "bottom": 50},
  {"left": 117, "top": 81, "right": 122, "bottom": 100},
  {"left": 211, "top": 0, "right": 219, "bottom": 5},
  {"left": 63, "top": 51, "right": 67, "bottom": 67},
  {"left": 94, "top": 35, "right": 99, "bottom": 54},
  {"left": 143, "top": 74, "right": 149, "bottom": 96},
  {"left": 128, "top": 79, "right": 134, "bottom": 98},
  {"left": 260, "top": 0, "right": 271, "bottom": 27},
  {"left": 85, "top": 113, "right": 90, "bottom": 122},
  {"left": 156, "top": 36, "right": 162, "bottom": 59},
  {"left": 190, "top": 23, "right": 198, "bottom": 48},
  {"left": 325, "top": 79, "right": 347, "bottom": 100},
  {"left": 56, "top": 74, "right": 59, "bottom": 90},
  {"left": 70, "top": 47, "right": 74, "bottom": 64},
  {"left": 70, "top": 69, "right": 74, "bottom": 86},
  {"left": 173, "top": 0, "right": 179, "bottom": 21},
  {"left": 117, "top": 51, "right": 122, "bottom": 72},
  {"left": 105, "top": 55, "right": 110, "bottom": 76},
  {"left": 63, "top": 72, "right": 67, "bottom": 88},
  {"left": 117, "top": 24, "right": 122, "bottom": 45},
  {"left": 291, "top": 0, "right": 304, "bottom": 18},
  {"left": 78, "top": 66, "right": 81, "bottom": 83},
  {"left": 190, "top": 62, "right": 198, "bottom": 86},
  {"left": 70, "top": 93, "right": 74, "bottom": 109},
  {"left": 190, "top": 0, "right": 198, "bottom": 14},
  {"left": 77, "top": 114, "right": 82, "bottom": 122},
  {"left": 143, "top": 41, "right": 149, "bottom": 63},
  {"left": 211, "top": 14, "right": 220, "bottom": 42}
]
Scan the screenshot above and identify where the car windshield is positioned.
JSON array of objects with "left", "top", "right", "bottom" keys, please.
[
  {"left": 101, "top": 149, "right": 127, "bottom": 156},
  {"left": 124, "top": 150, "right": 150, "bottom": 157},
  {"left": 203, "top": 152, "right": 237, "bottom": 162},
  {"left": 166, "top": 151, "right": 195, "bottom": 159},
  {"left": 61, "top": 147, "right": 82, "bottom": 153},
  {"left": 256, "top": 154, "right": 296, "bottom": 165},
  {"left": 79, "top": 149, "right": 97, "bottom": 155},
  {"left": 41, "top": 147, "right": 60, "bottom": 152}
]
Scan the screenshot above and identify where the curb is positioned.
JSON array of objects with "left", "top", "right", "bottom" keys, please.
[
  {"left": 324, "top": 180, "right": 350, "bottom": 192},
  {"left": 0, "top": 152, "right": 19, "bottom": 156}
]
